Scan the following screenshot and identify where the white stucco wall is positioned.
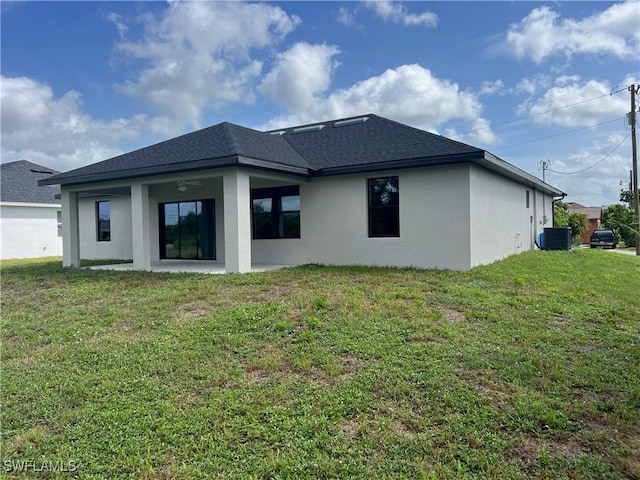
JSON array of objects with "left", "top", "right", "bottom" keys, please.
[
  {"left": 78, "top": 196, "right": 133, "bottom": 260},
  {"left": 0, "top": 203, "right": 63, "bottom": 259},
  {"left": 251, "top": 165, "right": 473, "bottom": 270},
  {"left": 468, "top": 165, "right": 554, "bottom": 267}
]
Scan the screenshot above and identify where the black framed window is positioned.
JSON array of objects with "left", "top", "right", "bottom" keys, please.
[
  {"left": 96, "top": 201, "right": 111, "bottom": 241},
  {"left": 252, "top": 186, "right": 300, "bottom": 239},
  {"left": 159, "top": 200, "right": 215, "bottom": 260},
  {"left": 368, "top": 177, "right": 399, "bottom": 237}
]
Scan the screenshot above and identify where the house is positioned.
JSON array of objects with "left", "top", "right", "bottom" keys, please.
[
  {"left": 1, "top": 160, "right": 63, "bottom": 259},
  {"left": 567, "top": 202, "right": 602, "bottom": 244},
  {"left": 39, "top": 114, "right": 564, "bottom": 272}
]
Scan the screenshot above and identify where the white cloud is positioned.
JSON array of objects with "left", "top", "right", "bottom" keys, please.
[
  {"left": 261, "top": 63, "right": 496, "bottom": 145},
  {"left": 105, "top": 11, "right": 127, "bottom": 39},
  {"left": 479, "top": 80, "right": 504, "bottom": 96},
  {"left": 514, "top": 74, "right": 553, "bottom": 96},
  {"left": 519, "top": 77, "right": 628, "bottom": 127},
  {"left": 258, "top": 43, "right": 340, "bottom": 111},
  {"left": 337, "top": 6, "right": 357, "bottom": 27},
  {"left": 506, "top": 0, "right": 640, "bottom": 63},
  {"left": 365, "top": 0, "right": 438, "bottom": 27},
  {"left": 547, "top": 133, "right": 632, "bottom": 205},
  {"left": 0, "top": 76, "right": 171, "bottom": 172},
  {"left": 115, "top": 1, "right": 300, "bottom": 126}
]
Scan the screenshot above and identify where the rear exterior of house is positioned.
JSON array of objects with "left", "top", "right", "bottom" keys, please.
[
  {"left": 41, "top": 115, "right": 562, "bottom": 272},
  {"left": 1, "top": 161, "right": 63, "bottom": 259}
]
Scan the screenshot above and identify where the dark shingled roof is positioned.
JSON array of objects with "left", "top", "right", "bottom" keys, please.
[
  {"left": 38, "top": 114, "right": 564, "bottom": 196},
  {"left": 42, "top": 122, "right": 309, "bottom": 185},
  {"left": 1, "top": 160, "right": 61, "bottom": 204},
  {"left": 274, "top": 114, "right": 482, "bottom": 171}
]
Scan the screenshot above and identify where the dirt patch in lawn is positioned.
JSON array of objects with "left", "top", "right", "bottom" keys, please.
[{"left": 443, "top": 308, "right": 465, "bottom": 323}]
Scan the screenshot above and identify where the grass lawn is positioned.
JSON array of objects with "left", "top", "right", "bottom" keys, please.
[{"left": 1, "top": 250, "right": 639, "bottom": 479}]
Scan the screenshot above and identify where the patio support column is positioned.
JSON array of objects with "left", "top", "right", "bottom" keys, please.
[
  {"left": 223, "top": 169, "right": 251, "bottom": 273},
  {"left": 61, "top": 189, "right": 80, "bottom": 267},
  {"left": 131, "top": 183, "right": 152, "bottom": 271}
]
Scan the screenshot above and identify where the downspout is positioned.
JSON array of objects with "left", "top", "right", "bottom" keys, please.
[{"left": 551, "top": 193, "right": 567, "bottom": 228}]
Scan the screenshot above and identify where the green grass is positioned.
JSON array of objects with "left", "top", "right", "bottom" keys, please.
[{"left": 1, "top": 250, "right": 639, "bottom": 479}]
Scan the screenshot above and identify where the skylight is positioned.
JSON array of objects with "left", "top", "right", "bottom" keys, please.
[
  {"left": 292, "top": 124, "right": 325, "bottom": 134},
  {"left": 334, "top": 116, "right": 369, "bottom": 127},
  {"left": 269, "top": 130, "right": 286, "bottom": 136}
]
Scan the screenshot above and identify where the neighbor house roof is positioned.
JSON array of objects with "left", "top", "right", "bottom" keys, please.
[
  {"left": 39, "top": 114, "right": 564, "bottom": 196},
  {"left": 567, "top": 202, "right": 602, "bottom": 220},
  {"left": 1, "top": 160, "right": 61, "bottom": 204}
]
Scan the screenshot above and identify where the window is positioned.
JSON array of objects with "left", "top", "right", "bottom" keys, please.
[
  {"left": 96, "top": 201, "right": 111, "bottom": 241},
  {"left": 159, "top": 200, "right": 215, "bottom": 260},
  {"left": 368, "top": 177, "right": 399, "bottom": 237},
  {"left": 251, "top": 186, "right": 300, "bottom": 239},
  {"left": 526, "top": 190, "right": 530, "bottom": 208},
  {"left": 56, "top": 210, "right": 62, "bottom": 237}
]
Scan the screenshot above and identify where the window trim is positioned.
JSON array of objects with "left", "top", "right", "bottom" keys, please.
[
  {"left": 367, "top": 176, "right": 400, "bottom": 238},
  {"left": 96, "top": 200, "right": 111, "bottom": 242},
  {"left": 251, "top": 185, "right": 300, "bottom": 239}
]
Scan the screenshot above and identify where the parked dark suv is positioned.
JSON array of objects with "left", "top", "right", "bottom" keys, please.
[{"left": 590, "top": 229, "right": 617, "bottom": 249}]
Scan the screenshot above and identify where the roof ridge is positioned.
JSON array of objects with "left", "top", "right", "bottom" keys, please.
[
  {"left": 267, "top": 113, "right": 377, "bottom": 133},
  {"left": 1, "top": 159, "right": 60, "bottom": 174},
  {"left": 220, "top": 122, "right": 242, "bottom": 155}
]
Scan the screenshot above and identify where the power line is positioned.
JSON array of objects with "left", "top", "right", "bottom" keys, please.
[
  {"left": 546, "top": 132, "right": 630, "bottom": 175},
  {"left": 463, "top": 86, "right": 628, "bottom": 137},
  {"left": 493, "top": 117, "right": 624, "bottom": 151}
]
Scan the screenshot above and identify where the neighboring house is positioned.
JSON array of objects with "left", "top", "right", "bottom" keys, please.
[
  {"left": 39, "top": 114, "right": 564, "bottom": 272},
  {"left": 1, "top": 160, "right": 63, "bottom": 259},
  {"left": 567, "top": 202, "right": 602, "bottom": 244}
]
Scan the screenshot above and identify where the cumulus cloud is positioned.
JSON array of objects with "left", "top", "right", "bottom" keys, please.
[
  {"left": 115, "top": 1, "right": 300, "bottom": 126},
  {"left": 261, "top": 64, "right": 496, "bottom": 145},
  {"left": 364, "top": 0, "right": 438, "bottom": 27},
  {"left": 506, "top": 0, "right": 640, "bottom": 63},
  {"left": 259, "top": 43, "right": 340, "bottom": 111},
  {"left": 517, "top": 77, "right": 628, "bottom": 127},
  {"left": 547, "top": 133, "right": 632, "bottom": 205},
  {"left": 0, "top": 76, "right": 171, "bottom": 172}
]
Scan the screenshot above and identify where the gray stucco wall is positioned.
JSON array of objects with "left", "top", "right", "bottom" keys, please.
[
  {"left": 468, "top": 164, "right": 553, "bottom": 267},
  {"left": 79, "top": 195, "right": 133, "bottom": 260},
  {"left": 251, "top": 165, "right": 473, "bottom": 270},
  {"left": 72, "top": 163, "right": 552, "bottom": 270}
]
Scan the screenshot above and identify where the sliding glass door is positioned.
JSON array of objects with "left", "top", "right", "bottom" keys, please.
[{"left": 159, "top": 200, "right": 215, "bottom": 260}]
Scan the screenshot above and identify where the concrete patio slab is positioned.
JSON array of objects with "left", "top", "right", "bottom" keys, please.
[{"left": 87, "top": 260, "right": 292, "bottom": 274}]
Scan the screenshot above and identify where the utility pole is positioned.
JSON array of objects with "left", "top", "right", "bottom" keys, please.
[
  {"left": 540, "top": 160, "right": 550, "bottom": 183},
  {"left": 629, "top": 84, "right": 640, "bottom": 256}
]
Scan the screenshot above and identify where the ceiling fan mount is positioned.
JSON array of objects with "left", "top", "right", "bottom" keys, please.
[{"left": 177, "top": 179, "right": 202, "bottom": 191}]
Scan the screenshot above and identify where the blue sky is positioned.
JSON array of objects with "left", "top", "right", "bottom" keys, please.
[{"left": 2, "top": 1, "right": 639, "bottom": 206}]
